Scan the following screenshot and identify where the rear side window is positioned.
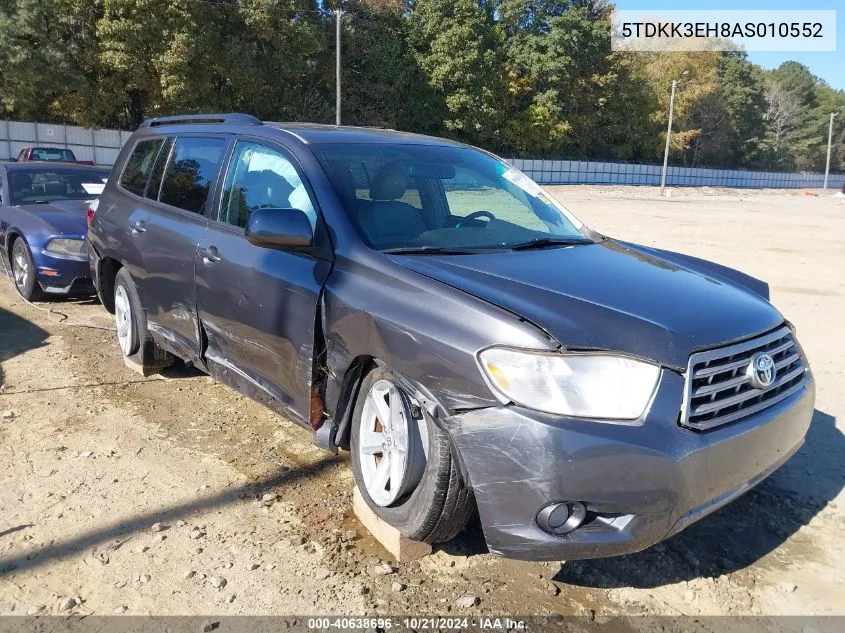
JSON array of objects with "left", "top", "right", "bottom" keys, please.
[
  {"left": 120, "top": 138, "right": 164, "bottom": 196},
  {"left": 145, "top": 137, "right": 174, "bottom": 200},
  {"left": 159, "top": 137, "right": 226, "bottom": 213}
]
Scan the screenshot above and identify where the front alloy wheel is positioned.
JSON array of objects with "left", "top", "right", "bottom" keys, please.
[
  {"left": 12, "top": 249, "right": 28, "bottom": 289},
  {"left": 351, "top": 368, "right": 475, "bottom": 543},
  {"left": 10, "top": 239, "right": 42, "bottom": 301},
  {"left": 357, "top": 379, "right": 427, "bottom": 506}
]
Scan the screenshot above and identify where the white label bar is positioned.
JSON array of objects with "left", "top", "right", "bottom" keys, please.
[{"left": 612, "top": 10, "right": 836, "bottom": 52}]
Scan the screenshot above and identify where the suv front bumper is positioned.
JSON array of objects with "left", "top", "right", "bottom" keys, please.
[{"left": 443, "top": 369, "right": 814, "bottom": 560}]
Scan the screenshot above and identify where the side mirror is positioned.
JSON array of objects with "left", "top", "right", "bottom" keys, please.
[{"left": 245, "top": 208, "right": 313, "bottom": 249}]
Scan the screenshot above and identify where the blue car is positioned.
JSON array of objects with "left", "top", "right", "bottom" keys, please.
[{"left": 0, "top": 162, "right": 109, "bottom": 300}]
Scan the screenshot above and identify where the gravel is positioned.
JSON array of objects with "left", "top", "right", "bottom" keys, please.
[
  {"left": 209, "top": 576, "right": 227, "bottom": 589},
  {"left": 369, "top": 563, "right": 394, "bottom": 577},
  {"left": 454, "top": 594, "right": 480, "bottom": 608},
  {"left": 56, "top": 596, "right": 77, "bottom": 613}
]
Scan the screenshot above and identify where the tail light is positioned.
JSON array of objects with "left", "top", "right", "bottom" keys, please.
[{"left": 87, "top": 199, "right": 100, "bottom": 226}]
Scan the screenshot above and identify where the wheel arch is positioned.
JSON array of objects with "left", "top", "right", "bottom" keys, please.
[
  {"left": 96, "top": 256, "right": 123, "bottom": 313},
  {"left": 2, "top": 230, "right": 22, "bottom": 280},
  {"left": 4, "top": 229, "right": 24, "bottom": 260},
  {"left": 329, "top": 355, "right": 472, "bottom": 488},
  {"left": 329, "top": 354, "right": 378, "bottom": 450}
]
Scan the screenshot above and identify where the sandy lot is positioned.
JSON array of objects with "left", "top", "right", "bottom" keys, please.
[{"left": 0, "top": 186, "right": 844, "bottom": 621}]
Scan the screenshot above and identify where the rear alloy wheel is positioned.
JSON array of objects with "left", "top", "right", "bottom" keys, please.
[
  {"left": 114, "top": 282, "right": 138, "bottom": 356},
  {"left": 113, "top": 267, "right": 171, "bottom": 370},
  {"left": 10, "top": 239, "right": 43, "bottom": 302},
  {"left": 351, "top": 368, "right": 475, "bottom": 544}
]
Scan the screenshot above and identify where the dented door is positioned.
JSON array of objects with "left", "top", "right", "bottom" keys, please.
[{"left": 195, "top": 140, "right": 330, "bottom": 427}]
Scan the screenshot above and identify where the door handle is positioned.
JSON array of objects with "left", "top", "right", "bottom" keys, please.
[
  {"left": 129, "top": 220, "right": 147, "bottom": 234},
  {"left": 199, "top": 246, "right": 221, "bottom": 266}
]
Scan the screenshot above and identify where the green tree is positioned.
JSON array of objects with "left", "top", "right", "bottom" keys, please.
[
  {"left": 410, "top": 0, "right": 504, "bottom": 146},
  {"left": 339, "top": 1, "right": 443, "bottom": 132},
  {"left": 716, "top": 52, "right": 767, "bottom": 168},
  {"left": 0, "top": 0, "right": 105, "bottom": 124},
  {"left": 641, "top": 51, "right": 720, "bottom": 166},
  {"left": 96, "top": 0, "right": 176, "bottom": 127},
  {"left": 0, "top": 0, "right": 840, "bottom": 174},
  {"left": 765, "top": 62, "right": 845, "bottom": 172}
]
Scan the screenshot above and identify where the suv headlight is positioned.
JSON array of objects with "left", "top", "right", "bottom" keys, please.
[
  {"left": 45, "top": 238, "right": 86, "bottom": 258},
  {"left": 478, "top": 347, "right": 660, "bottom": 420}
]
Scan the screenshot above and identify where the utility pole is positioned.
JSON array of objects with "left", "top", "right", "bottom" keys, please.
[
  {"left": 660, "top": 71, "right": 688, "bottom": 197},
  {"left": 824, "top": 111, "right": 838, "bottom": 189},
  {"left": 660, "top": 80, "right": 678, "bottom": 196},
  {"left": 335, "top": 7, "right": 342, "bottom": 126}
]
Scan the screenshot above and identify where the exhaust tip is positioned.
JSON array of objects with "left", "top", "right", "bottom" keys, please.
[{"left": 536, "top": 501, "right": 587, "bottom": 535}]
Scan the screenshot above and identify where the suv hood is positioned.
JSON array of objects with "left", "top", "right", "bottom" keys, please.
[{"left": 389, "top": 240, "right": 783, "bottom": 370}]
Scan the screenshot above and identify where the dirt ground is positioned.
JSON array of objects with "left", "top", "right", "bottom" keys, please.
[{"left": 1, "top": 185, "right": 844, "bottom": 621}]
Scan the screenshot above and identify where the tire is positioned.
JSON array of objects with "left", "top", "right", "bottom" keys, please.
[
  {"left": 113, "top": 267, "right": 171, "bottom": 369},
  {"left": 10, "top": 238, "right": 44, "bottom": 302},
  {"left": 350, "top": 367, "right": 474, "bottom": 543}
]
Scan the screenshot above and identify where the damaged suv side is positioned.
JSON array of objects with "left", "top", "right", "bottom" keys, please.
[{"left": 88, "top": 114, "right": 814, "bottom": 560}]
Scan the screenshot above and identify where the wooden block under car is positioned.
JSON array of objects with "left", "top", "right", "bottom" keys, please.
[
  {"left": 353, "top": 487, "right": 432, "bottom": 562},
  {"left": 123, "top": 358, "right": 163, "bottom": 377}
]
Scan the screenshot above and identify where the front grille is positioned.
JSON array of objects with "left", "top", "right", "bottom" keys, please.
[{"left": 680, "top": 325, "right": 809, "bottom": 431}]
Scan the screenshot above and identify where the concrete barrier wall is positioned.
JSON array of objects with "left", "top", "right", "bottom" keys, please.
[
  {"left": 1, "top": 120, "right": 130, "bottom": 167},
  {"left": 507, "top": 158, "right": 845, "bottom": 190},
  {"left": 2, "top": 119, "right": 843, "bottom": 188}
]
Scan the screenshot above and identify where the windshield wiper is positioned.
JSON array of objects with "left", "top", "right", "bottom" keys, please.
[
  {"left": 508, "top": 237, "right": 594, "bottom": 251},
  {"left": 382, "top": 246, "right": 477, "bottom": 255}
]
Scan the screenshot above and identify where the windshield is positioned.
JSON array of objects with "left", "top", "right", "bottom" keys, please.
[
  {"left": 29, "top": 148, "right": 75, "bottom": 162},
  {"left": 316, "top": 143, "right": 590, "bottom": 252},
  {"left": 9, "top": 168, "right": 109, "bottom": 206}
]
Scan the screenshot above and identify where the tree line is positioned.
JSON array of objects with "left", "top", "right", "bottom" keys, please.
[{"left": 1, "top": 0, "right": 842, "bottom": 172}]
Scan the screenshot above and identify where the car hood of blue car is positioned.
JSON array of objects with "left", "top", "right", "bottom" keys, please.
[
  {"left": 389, "top": 239, "right": 784, "bottom": 370},
  {"left": 19, "top": 200, "right": 90, "bottom": 236}
]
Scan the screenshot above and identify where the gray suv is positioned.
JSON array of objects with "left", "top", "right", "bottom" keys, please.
[{"left": 88, "top": 113, "right": 814, "bottom": 560}]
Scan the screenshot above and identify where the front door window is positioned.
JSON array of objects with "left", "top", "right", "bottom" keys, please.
[{"left": 219, "top": 142, "right": 317, "bottom": 230}]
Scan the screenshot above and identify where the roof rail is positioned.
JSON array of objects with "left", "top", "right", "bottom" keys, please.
[{"left": 139, "top": 113, "right": 263, "bottom": 128}]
